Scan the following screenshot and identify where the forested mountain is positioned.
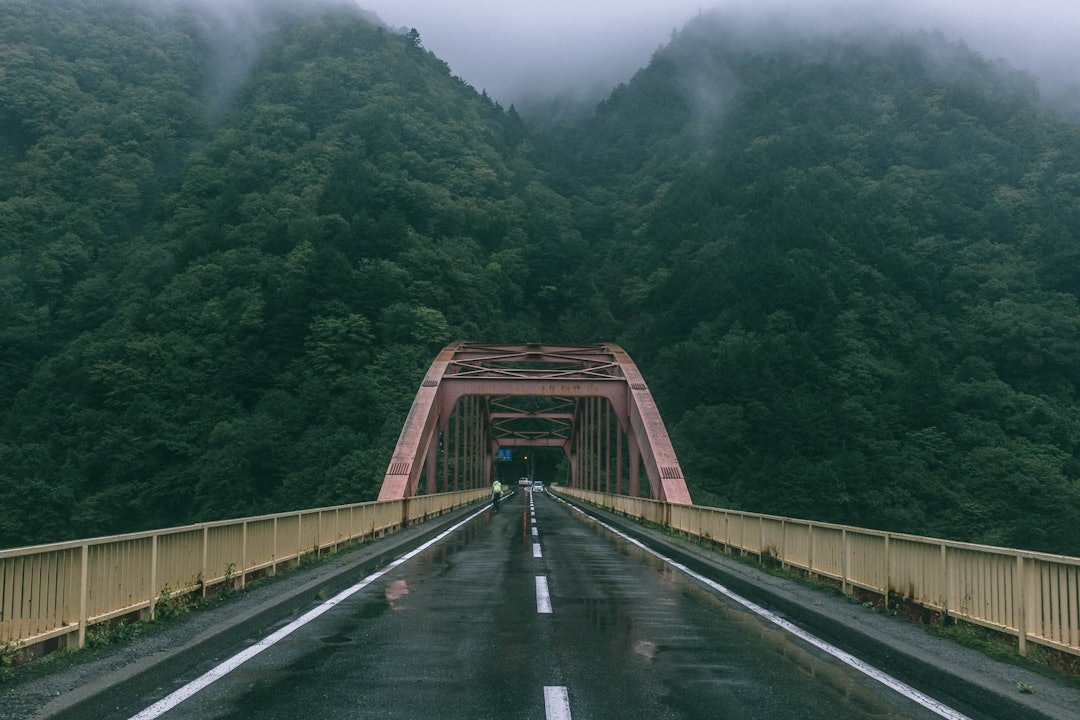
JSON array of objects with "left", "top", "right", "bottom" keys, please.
[
  {"left": 532, "top": 17, "right": 1080, "bottom": 552},
  {"left": 0, "top": 0, "right": 588, "bottom": 543},
  {"left": 1, "top": 1, "right": 1077, "bottom": 554}
]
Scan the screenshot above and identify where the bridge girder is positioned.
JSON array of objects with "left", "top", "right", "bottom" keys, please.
[{"left": 376, "top": 342, "right": 691, "bottom": 504}]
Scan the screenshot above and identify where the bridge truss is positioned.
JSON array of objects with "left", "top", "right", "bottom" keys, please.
[{"left": 377, "top": 342, "right": 691, "bottom": 504}]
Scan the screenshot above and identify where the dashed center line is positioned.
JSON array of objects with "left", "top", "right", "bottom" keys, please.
[
  {"left": 544, "top": 686, "right": 572, "bottom": 720},
  {"left": 531, "top": 526, "right": 539, "bottom": 536},
  {"left": 536, "top": 576, "right": 552, "bottom": 613},
  {"left": 533, "top": 542, "right": 542, "bottom": 558}
]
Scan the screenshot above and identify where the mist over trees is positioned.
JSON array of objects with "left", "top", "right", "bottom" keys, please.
[{"left": 1, "top": 0, "right": 1078, "bottom": 555}]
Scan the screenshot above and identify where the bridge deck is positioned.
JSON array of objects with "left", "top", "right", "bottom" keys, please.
[{"left": 16, "top": 494, "right": 1078, "bottom": 720}]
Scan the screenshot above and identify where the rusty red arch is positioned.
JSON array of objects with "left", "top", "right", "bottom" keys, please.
[{"left": 377, "top": 342, "right": 692, "bottom": 504}]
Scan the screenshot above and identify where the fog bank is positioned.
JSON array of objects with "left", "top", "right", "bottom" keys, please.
[{"left": 356, "top": 0, "right": 1080, "bottom": 108}]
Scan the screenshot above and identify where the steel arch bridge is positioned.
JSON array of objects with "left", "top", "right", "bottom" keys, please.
[{"left": 377, "top": 342, "right": 692, "bottom": 504}]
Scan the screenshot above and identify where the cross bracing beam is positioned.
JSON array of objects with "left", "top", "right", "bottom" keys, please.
[
  {"left": 377, "top": 342, "right": 692, "bottom": 504},
  {"left": 495, "top": 438, "right": 569, "bottom": 447},
  {"left": 492, "top": 426, "right": 573, "bottom": 441}
]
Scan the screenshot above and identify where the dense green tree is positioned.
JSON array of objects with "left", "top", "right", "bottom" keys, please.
[
  {"left": 0, "top": 0, "right": 569, "bottom": 545},
  {"left": 1, "top": 2, "right": 1078, "bottom": 557}
]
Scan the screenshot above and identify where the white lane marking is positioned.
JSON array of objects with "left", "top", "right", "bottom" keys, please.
[
  {"left": 536, "top": 576, "right": 552, "bottom": 613},
  {"left": 544, "top": 686, "right": 572, "bottom": 720},
  {"left": 531, "top": 517, "right": 537, "bottom": 525},
  {"left": 557, "top": 499, "right": 973, "bottom": 720},
  {"left": 533, "top": 543, "right": 543, "bottom": 558},
  {"left": 531, "top": 526, "right": 539, "bottom": 536},
  {"left": 128, "top": 505, "right": 492, "bottom": 720}
]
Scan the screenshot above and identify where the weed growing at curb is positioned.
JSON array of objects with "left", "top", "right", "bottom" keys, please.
[
  {"left": 1, "top": 641, "right": 28, "bottom": 682},
  {"left": 85, "top": 620, "right": 143, "bottom": 649},
  {"left": 154, "top": 585, "right": 190, "bottom": 621}
]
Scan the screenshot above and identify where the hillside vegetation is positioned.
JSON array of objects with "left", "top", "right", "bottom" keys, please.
[{"left": 1, "top": 1, "right": 1078, "bottom": 554}]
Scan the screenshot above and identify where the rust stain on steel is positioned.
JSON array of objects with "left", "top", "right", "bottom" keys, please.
[{"left": 377, "top": 342, "right": 692, "bottom": 505}]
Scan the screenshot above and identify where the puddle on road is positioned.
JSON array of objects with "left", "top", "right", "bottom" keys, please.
[
  {"left": 634, "top": 639, "right": 659, "bottom": 660},
  {"left": 353, "top": 596, "right": 390, "bottom": 620},
  {"left": 319, "top": 633, "right": 352, "bottom": 645}
]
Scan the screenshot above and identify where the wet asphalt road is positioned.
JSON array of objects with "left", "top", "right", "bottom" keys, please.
[{"left": 105, "top": 490, "right": 960, "bottom": 720}]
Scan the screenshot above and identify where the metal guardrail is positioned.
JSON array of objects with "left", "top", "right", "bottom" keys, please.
[
  {"left": 555, "top": 487, "right": 1080, "bottom": 658},
  {"left": 0, "top": 489, "right": 487, "bottom": 653}
]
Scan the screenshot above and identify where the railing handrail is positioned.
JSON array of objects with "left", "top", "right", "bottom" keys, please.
[
  {"left": 601, "top": 495, "right": 1080, "bottom": 565},
  {"left": 6, "top": 488, "right": 1076, "bottom": 661},
  {"left": 0, "top": 497, "right": 415, "bottom": 559},
  {"left": 0, "top": 488, "right": 488, "bottom": 653},
  {"left": 555, "top": 488, "right": 1080, "bottom": 659}
]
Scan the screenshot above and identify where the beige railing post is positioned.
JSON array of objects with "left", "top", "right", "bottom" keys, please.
[
  {"left": 842, "top": 528, "right": 850, "bottom": 595},
  {"left": 738, "top": 512, "right": 745, "bottom": 555},
  {"left": 780, "top": 519, "right": 787, "bottom": 570},
  {"left": 1016, "top": 555, "right": 1027, "bottom": 656},
  {"left": 240, "top": 521, "right": 247, "bottom": 590},
  {"left": 334, "top": 508, "right": 340, "bottom": 553},
  {"left": 78, "top": 543, "right": 88, "bottom": 648},
  {"left": 807, "top": 524, "right": 815, "bottom": 575},
  {"left": 201, "top": 525, "right": 209, "bottom": 598},
  {"left": 271, "top": 517, "right": 278, "bottom": 577},
  {"left": 884, "top": 533, "right": 891, "bottom": 611},
  {"left": 149, "top": 534, "right": 159, "bottom": 620},
  {"left": 940, "top": 543, "right": 948, "bottom": 617},
  {"left": 759, "top": 516, "right": 765, "bottom": 561}
]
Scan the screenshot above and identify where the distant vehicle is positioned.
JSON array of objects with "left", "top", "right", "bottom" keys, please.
[
  {"left": 518, "top": 477, "right": 530, "bottom": 487},
  {"left": 531, "top": 480, "right": 544, "bottom": 493}
]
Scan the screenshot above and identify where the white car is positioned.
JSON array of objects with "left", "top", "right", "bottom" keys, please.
[{"left": 530, "top": 480, "right": 544, "bottom": 493}]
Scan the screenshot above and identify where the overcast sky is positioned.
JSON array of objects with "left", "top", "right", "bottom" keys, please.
[{"left": 354, "top": 0, "right": 1080, "bottom": 105}]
